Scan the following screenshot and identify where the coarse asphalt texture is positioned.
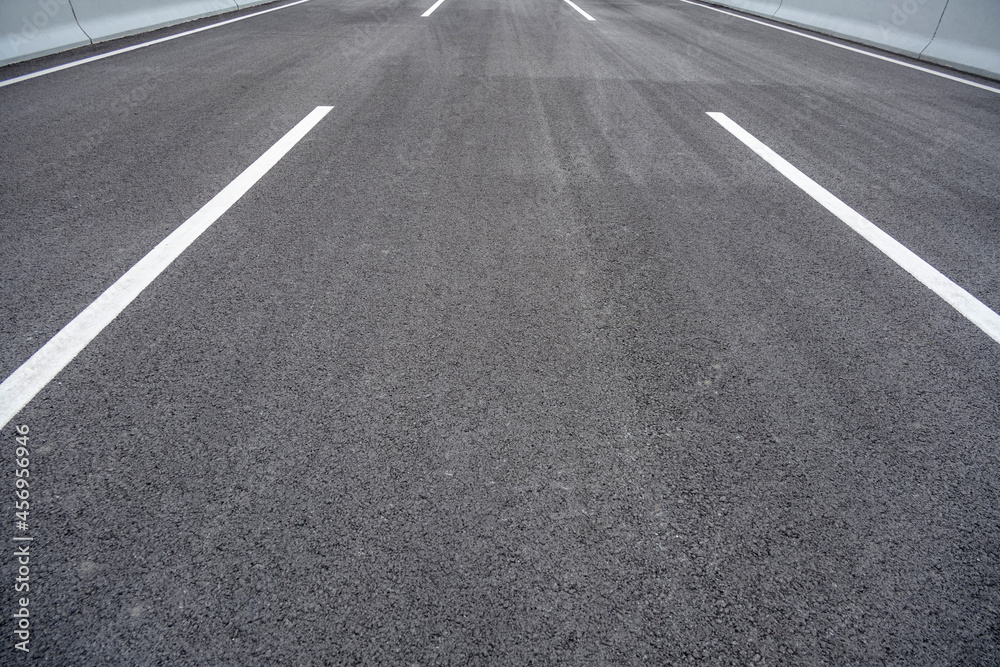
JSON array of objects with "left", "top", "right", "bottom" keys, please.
[{"left": 1, "top": 0, "right": 999, "bottom": 664}]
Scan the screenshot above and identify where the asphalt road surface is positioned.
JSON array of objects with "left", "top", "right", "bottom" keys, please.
[{"left": 2, "top": 0, "right": 999, "bottom": 663}]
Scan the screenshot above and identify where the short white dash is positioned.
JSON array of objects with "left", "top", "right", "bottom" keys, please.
[
  {"left": 707, "top": 111, "right": 1000, "bottom": 346},
  {"left": 563, "top": 0, "right": 596, "bottom": 21},
  {"left": 0, "top": 106, "right": 335, "bottom": 430},
  {"left": 422, "top": 0, "right": 448, "bottom": 17}
]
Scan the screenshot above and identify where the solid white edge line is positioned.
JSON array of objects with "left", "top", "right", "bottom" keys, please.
[
  {"left": 0, "top": 106, "right": 335, "bottom": 430},
  {"left": 562, "top": 0, "right": 596, "bottom": 21},
  {"left": 0, "top": 0, "right": 312, "bottom": 88},
  {"left": 422, "top": 0, "right": 448, "bottom": 17},
  {"left": 707, "top": 112, "right": 1000, "bottom": 346},
  {"left": 678, "top": 0, "right": 1000, "bottom": 95}
]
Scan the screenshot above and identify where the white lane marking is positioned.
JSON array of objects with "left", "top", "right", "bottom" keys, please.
[
  {"left": 422, "top": 0, "right": 448, "bottom": 17},
  {"left": 678, "top": 0, "right": 1000, "bottom": 95},
  {"left": 707, "top": 112, "right": 1000, "bottom": 346},
  {"left": 0, "top": 0, "right": 312, "bottom": 89},
  {"left": 563, "top": 0, "right": 596, "bottom": 21},
  {"left": 0, "top": 106, "right": 334, "bottom": 430}
]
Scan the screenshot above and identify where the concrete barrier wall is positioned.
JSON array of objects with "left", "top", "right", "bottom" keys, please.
[
  {"left": 0, "top": 0, "right": 279, "bottom": 67},
  {"left": 701, "top": 0, "right": 999, "bottom": 81},
  {"left": 921, "top": 0, "right": 1000, "bottom": 80},
  {"left": 1, "top": 0, "right": 91, "bottom": 66},
  {"left": 710, "top": 0, "right": 780, "bottom": 16},
  {"left": 71, "top": 0, "right": 238, "bottom": 43},
  {"left": 774, "top": 0, "right": 949, "bottom": 58}
]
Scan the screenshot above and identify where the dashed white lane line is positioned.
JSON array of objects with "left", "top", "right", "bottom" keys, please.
[
  {"left": 707, "top": 112, "right": 1000, "bottom": 346},
  {"left": 0, "top": 106, "right": 335, "bottom": 430},
  {"left": 422, "top": 0, "right": 449, "bottom": 17},
  {"left": 0, "top": 0, "right": 313, "bottom": 89},
  {"left": 563, "top": 0, "right": 596, "bottom": 21},
  {"left": 679, "top": 0, "right": 1000, "bottom": 95}
]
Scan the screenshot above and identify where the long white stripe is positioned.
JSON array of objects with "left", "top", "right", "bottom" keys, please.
[
  {"left": 0, "top": 106, "right": 334, "bottom": 430},
  {"left": 0, "top": 0, "right": 312, "bottom": 89},
  {"left": 679, "top": 0, "right": 1000, "bottom": 95},
  {"left": 707, "top": 112, "right": 1000, "bottom": 345},
  {"left": 422, "top": 0, "right": 448, "bottom": 17},
  {"left": 563, "top": 0, "right": 596, "bottom": 21}
]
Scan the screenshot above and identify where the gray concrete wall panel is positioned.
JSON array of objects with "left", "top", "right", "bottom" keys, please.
[
  {"left": 773, "top": 0, "right": 948, "bottom": 58},
  {"left": 921, "top": 0, "right": 1000, "bottom": 80},
  {"left": 0, "top": 0, "right": 91, "bottom": 66},
  {"left": 70, "top": 0, "right": 238, "bottom": 43},
  {"left": 706, "top": 0, "right": 781, "bottom": 16}
]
